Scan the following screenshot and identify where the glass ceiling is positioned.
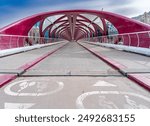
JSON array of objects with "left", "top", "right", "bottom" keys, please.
[
  {"left": 80, "top": 14, "right": 97, "bottom": 21},
  {"left": 39, "top": 13, "right": 114, "bottom": 39},
  {"left": 79, "top": 14, "right": 104, "bottom": 30},
  {"left": 78, "top": 21, "right": 95, "bottom": 31},
  {"left": 42, "top": 15, "right": 64, "bottom": 31}
]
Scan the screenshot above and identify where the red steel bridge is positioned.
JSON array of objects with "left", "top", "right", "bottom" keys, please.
[{"left": 0, "top": 10, "right": 150, "bottom": 109}]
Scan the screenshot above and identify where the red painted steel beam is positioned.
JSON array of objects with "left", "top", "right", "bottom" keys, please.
[
  {"left": 49, "top": 21, "right": 69, "bottom": 38},
  {"left": 78, "top": 15, "right": 104, "bottom": 35},
  {"left": 75, "top": 28, "right": 87, "bottom": 40},
  {"left": 75, "top": 26, "right": 90, "bottom": 38},
  {"left": 1, "top": 10, "right": 150, "bottom": 36},
  {"left": 0, "top": 42, "right": 68, "bottom": 88},
  {"left": 1, "top": 9, "right": 150, "bottom": 46}
]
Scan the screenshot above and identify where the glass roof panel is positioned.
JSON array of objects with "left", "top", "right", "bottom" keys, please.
[
  {"left": 80, "top": 14, "right": 97, "bottom": 21},
  {"left": 78, "top": 25, "right": 90, "bottom": 33},
  {"left": 76, "top": 22, "right": 80, "bottom": 25},
  {"left": 88, "top": 24, "right": 95, "bottom": 31},
  {"left": 78, "top": 21, "right": 95, "bottom": 31},
  {"left": 51, "top": 22, "right": 67, "bottom": 32},
  {"left": 56, "top": 26, "right": 66, "bottom": 33},
  {"left": 94, "top": 17, "right": 104, "bottom": 30},
  {"left": 79, "top": 14, "right": 104, "bottom": 31},
  {"left": 55, "top": 22, "right": 65, "bottom": 27},
  {"left": 77, "top": 16, "right": 84, "bottom": 20},
  {"left": 42, "top": 15, "right": 64, "bottom": 31},
  {"left": 60, "top": 16, "right": 68, "bottom": 21},
  {"left": 79, "top": 21, "right": 89, "bottom": 26},
  {"left": 51, "top": 25, "right": 56, "bottom": 32},
  {"left": 42, "top": 19, "right": 51, "bottom": 31}
]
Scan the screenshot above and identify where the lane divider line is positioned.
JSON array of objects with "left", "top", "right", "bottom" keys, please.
[
  {"left": 128, "top": 74, "right": 150, "bottom": 91},
  {"left": 0, "top": 42, "right": 68, "bottom": 88},
  {"left": 0, "top": 74, "right": 16, "bottom": 88},
  {"left": 78, "top": 42, "right": 150, "bottom": 92},
  {"left": 18, "top": 42, "right": 68, "bottom": 71},
  {"left": 77, "top": 42, "right": 126, "bottom": 70}
]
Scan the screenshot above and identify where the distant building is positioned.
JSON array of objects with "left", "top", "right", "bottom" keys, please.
[
  {"left": 28, "top": 26, "right": 40, "bottom": 37},
  {"left": 132, "top": 11, "right": 150, "bottom": 25},
  {"left": 28, "top": 25, "right": 40, "bottom": 44}
]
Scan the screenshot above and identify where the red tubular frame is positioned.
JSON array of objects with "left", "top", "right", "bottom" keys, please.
[{"left": 0, "top": 9, "right": 150, "bottom": 48}]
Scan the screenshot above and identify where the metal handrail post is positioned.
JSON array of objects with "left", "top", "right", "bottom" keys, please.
[
  {"left": 128, "top": 34, "right": 131, "bottom": 46},
  {"left": 9, "top": 36, "right": 12, "bottom": 49},
  {"left": 148, "top": 32, "right": 150, "bottom": 48},
  {"left": 136, "top": 33, "right": 140, "bottom": 47}
]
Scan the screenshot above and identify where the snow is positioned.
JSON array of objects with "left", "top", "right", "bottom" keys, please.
[{"left": 84, "top": 41, "right": 150, "bottom": 56}]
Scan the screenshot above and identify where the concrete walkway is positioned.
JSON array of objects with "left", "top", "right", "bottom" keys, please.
[{"left": 0, "top": 42, "right": 149, "bottom": 109}]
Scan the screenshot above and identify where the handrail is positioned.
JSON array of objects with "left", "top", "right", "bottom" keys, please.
[
  {"left": 0, "top": 34, "right": 59, "bottom": 39},
  {"left": 83, "top": 30, "right": 150, "bottom": 48},
  {"left": 0, "top": 34, "right": 64, "bottom": 50}
]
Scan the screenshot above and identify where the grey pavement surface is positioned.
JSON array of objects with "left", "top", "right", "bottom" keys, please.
[
  {"left": 0, "top": 42, "right": 67, "bottom": 71},
  {"left": 0, "top": 41, "right": 149, "bottom": 109},
  {"left": 25, "top": 42, "right": 118, "bottom": 76},
  {"left": 0, "top": 76, "right": 149, "bottom": 109},
  {"left": 80, "top": 42, "right": 150, "bottom": 73}
]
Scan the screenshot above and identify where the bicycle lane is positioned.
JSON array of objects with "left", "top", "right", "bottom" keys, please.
[
  {"left": 78, "top": 42, "right": 150, "bottom": 91},
  {"left": 0, "top": 76, "right": 149, "bottom": 109},
  {"left": 0, "top": 41, "right": 68, "bottom": 87},
  {"left": 0, "top": 42, "right": 149, "bottom": 109}
]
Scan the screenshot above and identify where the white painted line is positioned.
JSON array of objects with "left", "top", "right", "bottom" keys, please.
[
  {"left": 76, "top": 91, "right": 150, "bottom": 109},
  {"left": 4, "top": 80, "right": 64, "bottom": 96},
  {"left": 76, "top": 91, "right": 99, "bottom": 109},
  {"left": 4, "top": 103, "right": 35, "bottom": 109},
  {"left": 93, "top": 80, "right": 117, "bottom": 87}
]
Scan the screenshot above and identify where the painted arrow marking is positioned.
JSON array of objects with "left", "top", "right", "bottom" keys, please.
[{"left": 93, "top": 80, "right": 117, "bottom": 87}]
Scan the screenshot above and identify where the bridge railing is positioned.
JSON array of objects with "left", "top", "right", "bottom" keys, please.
[
  {"left": 0, "top": 34, "right": 64, "bottom": 50},
  {"left": 84, "top": 31, "right": 150, "bottom": 48}
]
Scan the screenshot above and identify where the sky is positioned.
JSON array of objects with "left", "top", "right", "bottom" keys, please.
[{"left": 0, "top": 0, "right": 150, "bottom": 28}]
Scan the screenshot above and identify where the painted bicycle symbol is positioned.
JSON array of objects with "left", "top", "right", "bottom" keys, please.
[
  {"left": 3, "top": 79, "right": 64, "bottom": 109},
  {"left": 76, "top": 80, "right": 150, "bottom": 109}
]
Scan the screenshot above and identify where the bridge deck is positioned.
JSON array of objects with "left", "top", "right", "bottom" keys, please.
[
  {"left": 0, "top": 42, "right": 67, "bottom": 70},
  {"left": 0, "top": 42, "right": 149, "bottom": 109},
  {"left": 79, "top": 42, "right": 150, "bottom": 72},
  {"left": 24, "top": 42, "right": 118, "bottom": 76}
]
